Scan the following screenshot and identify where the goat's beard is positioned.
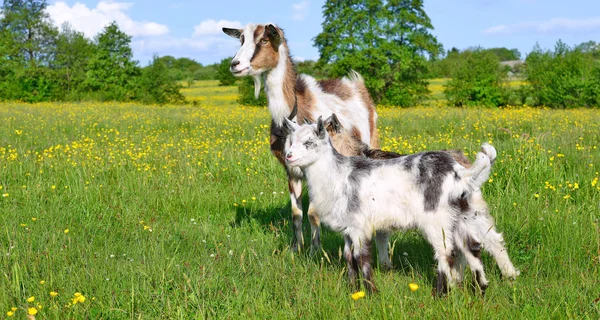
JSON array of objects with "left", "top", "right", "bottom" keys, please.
[{"left": 252, "top": 75, "right": 262, "bottom": 100}]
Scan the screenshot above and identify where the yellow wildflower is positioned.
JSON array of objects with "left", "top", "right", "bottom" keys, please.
[
  {"left": 50, "top": 291, "right": 58, "bottom": 297},
  {"left": 39, "top": 280, "right": 45, "bottom": 285},
  {"left": 6, "top": 311, "right": 14, "bottom": 317},
  {"left": 27, "top": 296, "right": 35, "bottom": 302},
  {"left": 351, "top": 291, "right": 366, "bottom": 300},
  {"left": 409, "top": 283, "right": 419, "bottom": 292},
  {"left": 64, "top": 229, "right": 69, "bottom": 234},
  {"left": 27, "top": 307, "right": 37, "bottom": 315}
]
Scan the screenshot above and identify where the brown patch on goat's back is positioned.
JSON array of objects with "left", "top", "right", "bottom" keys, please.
[
  {"left": 350, "top": 126, "right": 362, "bottom": 146},
  {"left": 318, "top": 79, "right": 352, "bottom": 100},
  {"left": 331, "top": 131, "right": 364, "bottom": 156},
  {"left": 295, "top": 77, "right": 316, "bottom": 124},
  {"left": 445, "top": 150, "right": 472, "bottom": 168},
  {"left": 355, "top": 80, "right": 379, "bottom": 148}
]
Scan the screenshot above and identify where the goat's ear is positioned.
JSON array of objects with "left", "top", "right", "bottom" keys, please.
[
  {"left": 324, "top": 113, "right": 342, "bottom": 133},
  {"left": 316, "top": 116, "right": 326, "bottom": 139},
  {"left": 265, "top": 24, "right": 281, "bottom": 49},
  {"left": 223, "top": 27, "right": 242, "bottom": 39},
  {"left": 283, "top": 118, "right": 299, "bottom": 133}
]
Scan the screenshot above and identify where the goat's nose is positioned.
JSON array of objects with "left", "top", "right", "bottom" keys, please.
[
  {"left": 285, "top": 152, "right": 293, "bottom": 159},
  {"left": 230, "top": 60, "right": 240, "bottom": 68}
]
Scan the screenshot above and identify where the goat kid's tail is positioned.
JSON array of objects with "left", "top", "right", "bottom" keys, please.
[{"left": 464, "top": 143, "right": 497, "bottom": 191}]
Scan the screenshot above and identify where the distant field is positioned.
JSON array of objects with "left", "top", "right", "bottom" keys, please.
[
  {"left": 180, "top": 80, "right": 238, "bottom": 106},
  {"left": 1, "top": 81, "right": 599, "bottom": 318},
  {"left": 427, "top": 78, "right": 526, "bottom": 102}
]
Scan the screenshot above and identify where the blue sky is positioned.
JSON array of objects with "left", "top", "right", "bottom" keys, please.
[{"left": 12, "top": 0, "right": 600, "bottom": 65}]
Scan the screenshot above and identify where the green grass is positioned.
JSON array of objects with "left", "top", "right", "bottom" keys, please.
[{"left": 0, "top": 83, "right": 599, "bottom": 318}]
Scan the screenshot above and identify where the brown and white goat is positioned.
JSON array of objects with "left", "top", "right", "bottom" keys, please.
[{"left": 223, "top": 24, "right": 379, "bottom": 251}]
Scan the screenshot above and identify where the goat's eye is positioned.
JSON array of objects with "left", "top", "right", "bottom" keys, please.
[
  {"left": 260, "top": 39, "right": 268, "bottom": 45},
  {"left": 303, "top": 140, "right": 314, "bottom": 147}
]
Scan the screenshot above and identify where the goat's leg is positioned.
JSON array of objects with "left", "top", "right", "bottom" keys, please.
[
  {"left": 374, "top": 230, "right": 393, "bottom": 270},
  {"left": 480, "top": 224, "right": 520, "bottom": 280},
  {"left": 352, "top": 236, "right": 377, "bottom": 293},
  {"left": 343, "top": 235, "right": 359, "bottom": 289},
  {"left": 455, "top": 234, "right": 489, "bottom": 295},
  {"left": 307, "top": 204, "right": 321, "bottom": 252},
  {"left": 423, "top": 224, "right": 457, "bottom": 296},
  {"left": 288, "top": 177, "right": 304, "bottom": 252},
  {"left": 468, "top": 193, "right": 520, "bottom": 280}
]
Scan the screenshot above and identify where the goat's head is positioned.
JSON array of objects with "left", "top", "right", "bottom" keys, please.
[
  {"left": 283, "top": 115, "right": 333, "bottom": 168},
  {"left": 223, "top": 24, "right": 283, "bottom": 78}
]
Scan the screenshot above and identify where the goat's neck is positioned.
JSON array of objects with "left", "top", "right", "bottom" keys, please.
[
  {"left": 302, "top": 149, "right": 346, "bottom": 201},
  {"left": 265, "top": 46, "right": 297, "bottom": 127}
]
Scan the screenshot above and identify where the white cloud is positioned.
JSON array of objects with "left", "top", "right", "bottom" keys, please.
[
  {"left": 483, "top": 17, "right": 600, "bottom": 35},
  {"left": 193, "top": 19, "right": 243, "bottom": 37},
  {"left": 46, "top": 1, "right": 169, "bottom": 38},
  {"left": 291, "top": 1, "right": 310, "bottom": 21}
]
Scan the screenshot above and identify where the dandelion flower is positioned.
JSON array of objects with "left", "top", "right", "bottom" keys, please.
[
  {"left": 2, "top": 193, "right": 8, "bottom": 197},
  {"left": 409, "top": 283, "right": 419, "bottom": 292},
  {"left": 27, "top": 296, "right": 35, "bottom": 302},
  {"left": 64, "top": 229, "right": 69, "bottom": 234},
  {"left": 50, "top": 291, "right": 58, "bottom": 297},
  {"left": 27, "top": 307, "right": 37, "bottom": 315},
  {"left": 6, "top": 311, "right": 14, "bottom": 317},
  {"left": 39, "top": 280, "right": 45, "bottom": 285},
  {"left": 31, "top": 217, "right": 37, "bottom": 221},
  {"left": 351, "top": 291, "right": 366, "bottom": 300}
]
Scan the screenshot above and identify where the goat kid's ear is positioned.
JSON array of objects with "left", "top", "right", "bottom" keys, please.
[
  {"left": 265, "top": 24, "right": 281, "bottom": 49},
  {"left": 222, "top": 27, "right": 242, "bottom": 39},
  {"left": 324, "top": 113, "right": 342, "bottom": 133},
  {"left": 316, "top": 116, "right": 326, "bottom": 139}
]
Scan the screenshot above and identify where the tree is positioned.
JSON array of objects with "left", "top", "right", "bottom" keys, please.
[
  {"left": 444, "top": 48, "right": 507, "bottom": 107},
  {"left": 216, "top": 57, "right": 236, "bottom": 86},
  {"left": 139, "top": 55, "right": 185, "bottom": 105},
  {"left": 85, "top": 22, "right": 141, "bottom": 101},
  {"left": 53, "top": 23, "right": 95, "bottom": 99},
  {"left": 0, "top": 0, "right": 57, "bottom": 67},
  {"left": 525, "top": 40, "right": 599, "bottom": 108},
  {"left": 314, "top": 0, "right": 442, "bottom": 106},
  {"left": 486, "top": 47, "right": 521, "bottom": 61}
]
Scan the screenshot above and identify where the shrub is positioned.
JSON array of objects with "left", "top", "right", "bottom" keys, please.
[
  {"left": 525, "top": 41, "right": 599, "bottom": 108},
  {"left": 237, "top": 77, "right": 267, "bottom": 106},
  {"left": 444, "top": 49, "right": 507, "bottom": 107}
]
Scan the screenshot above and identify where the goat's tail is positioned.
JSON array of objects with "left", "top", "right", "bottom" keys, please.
[
  {"left": 347, "top": 69, "right": 364, "bottom": 83},
  {"left": 463, "top": 143, "right": 496, "bottom": 191}
]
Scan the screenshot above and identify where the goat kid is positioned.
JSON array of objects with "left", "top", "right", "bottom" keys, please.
[
  {"left": 283, "top": 117, "right": 519, "bottom": 295},
  {"left": 314, "top": 115, "right": 520, "bottom": 281},
  {"left": 223, "top": 24, "right": 378, "bottom": 252}
]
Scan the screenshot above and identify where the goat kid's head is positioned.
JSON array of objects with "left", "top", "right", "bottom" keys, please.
[
  {"left": 283, "top": 115, "right": 336, "bottom": 168},
  {"left": 223, "top": 24, "right": 283, "bottom": 78}
]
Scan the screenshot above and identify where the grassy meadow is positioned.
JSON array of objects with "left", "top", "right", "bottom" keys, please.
[{"left": 1, "top": 81, "right": 599, "bottom": 319}]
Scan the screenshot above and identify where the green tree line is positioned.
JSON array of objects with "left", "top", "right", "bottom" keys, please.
[{"left": 0, "top": 0, "right": 186, "bottom": 104}]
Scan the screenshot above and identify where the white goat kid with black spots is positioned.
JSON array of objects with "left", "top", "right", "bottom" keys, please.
[
  {"left": 283, "top": 116, "right": 519, "bottom": 295},
  {"left": 223, "top": 24, "right": 379, "bottom": 252}
]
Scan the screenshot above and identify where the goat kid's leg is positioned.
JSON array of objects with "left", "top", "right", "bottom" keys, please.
[
  {"left": 353, "top": 236, "right": 377, "bottom": 293},
  {"left": 456, "top": 235, "right": 489, "bottom": 295},
  {"left": 288, "top": 178, "right": 304, "bottom": 252},
  {"left": 469, "top": 193, "right": 520, "bottom": 279},
  {"left": 307, "top": 204, "right": 321, "bottom": 252},
  {"left": 374, "top": 230, "right": 393, "bottom": 270},
  {"left": 344, "top": 235, "right": 359, "bottom": 290},
  {"left": 423, "top": 224, "right": 458, "bottom": 296},
  {"left": 481, "top": 225, "right": 520, "bottom": 280}
]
